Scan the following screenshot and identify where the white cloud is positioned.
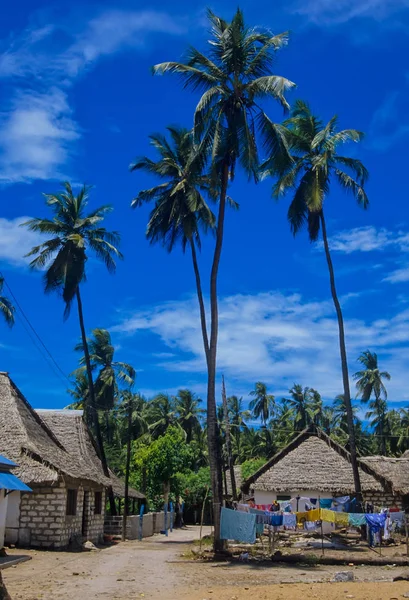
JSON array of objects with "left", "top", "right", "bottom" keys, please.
[
  {"left": 0, "top": 9, "right": 184, "bottom": 184},
  {"left": 0, "top": 88, "right": 80, "bottom": 183},
  {"left": 0, "top": 216, "right": 44, "bottom": 266},
  {"left": 113, "top": 290, "right": 409, "bottom": 400},
  {"left": 291, "top": 0, "right": 409, "bottom": 25},
  {"left": 384, "top": 265, "right": 409, "bottom": 283},
  {"left": 324, "top": 226, "right": 409, "bottom": 254}
]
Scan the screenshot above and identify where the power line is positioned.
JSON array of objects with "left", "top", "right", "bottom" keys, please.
[{"left": 0, "top": 271, "right": 71, "bottom": 387}]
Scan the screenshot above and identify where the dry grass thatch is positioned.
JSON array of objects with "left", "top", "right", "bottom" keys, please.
[
  {"left": 241, "top": 425, "right": 389, "bottom": 495},
  {"left": 0, "top": 373, "right": 143, "bottom": 498},
  {"left": 362, "top": 456, "right": 409, "bottom": 495},
  {"left": 108, "top": 470, "right": 145, "bottom": 500}
]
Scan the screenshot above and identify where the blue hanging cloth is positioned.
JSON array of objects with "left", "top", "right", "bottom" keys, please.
[
  {"left": 319, "top": 499, "right": 332, "bottom": 509},
  {"left": 220, "top": 507, "right": 256, "bottom": 543},
  {"left": 365, "top": 513, "right": 387, "bottom": 534}
]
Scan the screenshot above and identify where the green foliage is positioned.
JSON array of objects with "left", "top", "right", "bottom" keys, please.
[
  {"left": 174, "top": 467, "right": 211, "bottom": 505},
  {"left": 134, "top": 426, "right": 194, "bottom": 500},
  {"left": 240, "top": 458, "right": 266, "bottom": 481}
]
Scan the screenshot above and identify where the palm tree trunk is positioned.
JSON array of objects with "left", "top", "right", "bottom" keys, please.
[
  {"left": 76, "top": 287, "right": 117, "bottom": 515},
  {"left": 207, "top": 161, "right": 229, "bottom": 552},
  {"left": 122, "top": 396, "right": 133, "bottom": 541},
  {"left": 190, "top": 239, "right": 210, "bottom": 363},
  {"left": 320, "top": 211, "right": 362, "bottom": 502}
]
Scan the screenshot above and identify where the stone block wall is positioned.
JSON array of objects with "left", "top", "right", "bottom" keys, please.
[
  {"left": 104, "top": 511, "right": 171, "bottom": 540},
  {"left": 362, "top": 490, "right": 401, "bottom": 510},
  {"left": 18, "top": 480, "right": 105, "bottom": 548}
]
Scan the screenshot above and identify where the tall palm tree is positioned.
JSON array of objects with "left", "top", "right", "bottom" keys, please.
[
  {"left": 354, "top": 350, "right": 390, "bottom": 455},
  {"left": 118, "top": 391, "right": 148, "bottom": 445},
  {"left": 286, "top": 384, "right": 315, "bottom": 430},
  {"left": 24, "top": 182, "right": 122, "bottom": 477},
  {"left": 249, "top": 382, "right": 275, "bottom": 426},
  {"left": 77, "top": 328, "right": 135, "bottom": 412},
  {"left": 175, "top": 389, "right": 204, "bottom": 443},
  {"left": 365, "top": 399, "right": 389, "bottom": 455},
  {"left": 267, "top": 101, "right": 369, "bottom": 500},
  {"left": 0, "top": 277, "right": 14, "bottom": 327},
  {"left": 398, "top": 408, "right": 409, "bottom": 452},
  {"left": 131, "top": 126, "right": 215, "bottom": 362},
  {"left": 153, "top": 8, "right": 294, "bottom": 548}
]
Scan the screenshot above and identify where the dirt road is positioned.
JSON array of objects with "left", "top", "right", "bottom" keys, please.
[{"left": 3, "top": 526, "right": 409, "bottom": 599}]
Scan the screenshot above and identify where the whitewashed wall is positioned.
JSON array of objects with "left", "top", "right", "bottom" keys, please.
[
  {"left": 0, "top": 489, "right": 9, "bottom": 548},
  {"left": 5, "top": 491, "right": 20, "bottom": 545}
]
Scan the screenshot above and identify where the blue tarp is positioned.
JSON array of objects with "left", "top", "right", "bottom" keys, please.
[
  {"left": 0, "top": 472, "right": 32, "bottom": 492},
  {"left": 0, "top": 454, "right": 18, "bottom": 467}
]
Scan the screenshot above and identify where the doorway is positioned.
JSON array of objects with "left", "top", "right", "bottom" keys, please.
[{"left": 82, "top": 491, "right": 90, "bottom": 538}]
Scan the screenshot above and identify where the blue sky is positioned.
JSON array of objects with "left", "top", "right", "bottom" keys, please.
[{"left": 1, "top": 0, "right": 409, "bottom": 410}]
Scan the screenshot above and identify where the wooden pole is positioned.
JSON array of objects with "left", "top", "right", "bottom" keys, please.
[
  {"left": 319, "top": 496, "right": 324, "bottom": 556},
  {"left": 405, "top": 517, "right": 409, "bottom": 557},
  {"left": 199, "top": 486, "right": 210, "bottom": 552},
  {"left": 222, "top": 375, "right": 237, "bottom": 500},
  {"left": 122, "top": 394, "right": 133, "bottom": 542}
]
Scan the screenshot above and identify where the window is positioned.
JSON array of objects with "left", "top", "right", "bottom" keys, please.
[
  {"left": 277, "top": 495, "right": 291, "bottom": 501},
  {"left": 94, "top": 491, "right": 102, "bottom": 515},
  {"left": 66, "top": 489, "right": 78, "bottom": 516}
]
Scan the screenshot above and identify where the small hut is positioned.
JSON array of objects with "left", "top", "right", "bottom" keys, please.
[
  {"left": 0, "top": 373, "right": 109, "bottom": 548},
  {"left": 241, "top": 424, "right": 403, "bottom": 510}
]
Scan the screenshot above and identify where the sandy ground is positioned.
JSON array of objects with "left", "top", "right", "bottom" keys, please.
[{"left": 3, "top": 526, "right": 409, "bottom": 600}]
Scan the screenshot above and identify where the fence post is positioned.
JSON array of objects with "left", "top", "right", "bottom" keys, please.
[{"left": 139, "top": 504, "right": 145, "bottom": 541}]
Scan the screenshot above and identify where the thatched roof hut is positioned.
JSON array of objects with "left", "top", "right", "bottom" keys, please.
[
  {"left": 362, "top": 456, "right": 409, "bottom": 496},
  {"left": 36, "top": 409, "right": 145, "bottom": 499},
  {"left": 0, "top": 372, "right": 110, "bottom": 487},
  {"left": 242, "top": 424, "right": 387, "bottom": 496}
]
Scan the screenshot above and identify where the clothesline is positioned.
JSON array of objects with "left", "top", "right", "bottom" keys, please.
[{"left": 222, "top": 505, "right": 406, "bottom": 545}]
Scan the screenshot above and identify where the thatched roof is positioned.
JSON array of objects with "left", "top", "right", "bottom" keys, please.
[
  {"left": 108, "top": 470, "right": 145, "bottom": 500},
  {"left": 362, "top": 456, "right": 409, "bottom": 495},
  {"left": 242, "top": 425, "right": 387, "bottom": 495},
  {"left": 36, "top": 410, "right": 111, "bottom": 487}
]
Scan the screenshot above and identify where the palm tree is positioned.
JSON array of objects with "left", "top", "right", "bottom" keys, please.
[
  {"left": 354, "top": 350, "right": 391, "bottom": 403},
  {"left": 153, "top": 8, "right": 294, "bottom": 548},
  {"left": 77, "top": 328, "right": 135, "bottom": 412},
  {"left": 66, "top": 371, "right": 89, "bottom": 413},
  {"left": 249, "top": 382, "right": 275, "bottom": 426},
  {"left": 175, "top": 389, "right": 204, "bottom": 443},
  {"left": 118, "top": 391, "right": 148, "bottom": 445},
  {"left": 267, "top": 101, "right": 369, "bottom": 500},
  {"left": 24, "top": 182, "right": 122, "bottom": 477},
  {"left": 321, "top": 406, "right": 336, "bottom": 436},
  {"left": 131, "top": 126, "right": 215, "bottom": 362},
  {"left": 146, "top": 393, "right": 176, "bottom": 438},
  {"left": 0, "top": 277, "right": 14, "bottom": 327},
  {"left": 286, "top": 384, "right": 315, "bottom": 430},
  {"left": 354, "top": 350, "right": 390, "bottom": 455},
  {"left": 310, "top": 389, "right": 323, "bottom": 426},
  {"left": 398, "top": 408, "right": 409, "bottom": 452},
  {"left": 366, "top": 398, "right": 389, "bottom": 455},
  {"left": 272, "top": 399, "right": 295, "bottom": 448}
]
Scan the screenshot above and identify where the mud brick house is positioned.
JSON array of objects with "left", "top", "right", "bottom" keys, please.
[{"left": 0, "top": 372, "right": 112, "bottom": 548}]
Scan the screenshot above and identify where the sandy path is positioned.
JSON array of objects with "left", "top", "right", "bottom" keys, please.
[{"left": 3, "top": 526, "right": 409, "bottom": 599}]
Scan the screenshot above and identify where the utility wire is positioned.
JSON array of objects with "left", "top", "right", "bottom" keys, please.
[{"left": 0, "top": 271, "right": 70, "bottom": 387}]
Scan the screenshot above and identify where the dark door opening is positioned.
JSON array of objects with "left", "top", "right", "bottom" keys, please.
[{"left": 82, "top": 491, "right": 90, "bottom": 537}]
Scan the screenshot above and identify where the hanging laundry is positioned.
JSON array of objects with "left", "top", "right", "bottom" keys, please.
[
  {"left": 220, "top": 507, "right": 256, "bottom": 543},
  {"left": 319, "top": 499, "right": 333, "bottom": 509},
  {"left": 237, "top": 503, "right": 250, "bottom": 513},
  {"left": 334, "top": 496, "right": 350, "bottom": 505},
  {"left": 365, "top": 513, "right": 387, "bottom": 534},
  {"left": 250, "top": 508, "right": 270, "bottom": 526},
  {"left": 304, "top": 521, "right": 317, "bottom": 531},
  {"left": 278, "top": 500, "right": 292, "bottom": 511},
  {"left": 348, "top": 513, "right": 367, "bottom": 527},
  {"left": 390, "top": 511, "right": 404, "bottom": 524},
  {"left": 307, "top": 508, "right": 321, "bottom": 521},
  {"left": 335, "top": 512, "right": 349, "bottom": 527},
  {"left": 283, "top": 513, "right": 297, "bottom": 529},
  {"left": 269, "top": 514, "right": 283, "bottom": 527},
  {"left": 310, "top": 498, "right": 318, "bottom": 505},
  {"left": 296, "top": 511, "right": 309, "bottom": 524},
  {"left": 320, "top": 509, "right": 336, "bottom": 523}
]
